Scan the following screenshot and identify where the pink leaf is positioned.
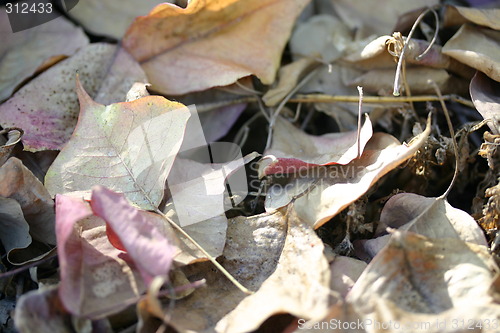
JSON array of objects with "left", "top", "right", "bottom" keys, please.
[
  {"left": 90, "top": 186, "right": 175, "bottom": 285},
  {"left": 55, "top": 194, "right": 145, "bottom": 318}
]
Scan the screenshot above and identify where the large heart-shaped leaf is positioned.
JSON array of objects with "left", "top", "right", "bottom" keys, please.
[
  {"left": 122, "top": 0, "right": 311, "bottom": 95},
  {"left": 45, "top": 78, "right": 190, "bottom": 210}
]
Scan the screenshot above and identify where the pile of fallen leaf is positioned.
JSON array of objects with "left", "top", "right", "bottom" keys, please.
[{"left": 1, "top": 0, "right": 500, "bottom": 332}]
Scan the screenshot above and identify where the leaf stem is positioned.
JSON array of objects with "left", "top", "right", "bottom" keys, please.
[{"left": 155, "top": 209, "right": 254, "bottom": 295}]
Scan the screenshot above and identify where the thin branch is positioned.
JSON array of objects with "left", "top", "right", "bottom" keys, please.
[
  {"left": 393, "top": 8, "right": 439, "bottom": 96},
  {"left": 156, "top": 209, "right": 254, "bottom": 295},
  {"left": 356, "top": 86, "right": 363, "bottom": 158},
  {"left": 429, "top": 80, "right": 460, "bottom": 199}
]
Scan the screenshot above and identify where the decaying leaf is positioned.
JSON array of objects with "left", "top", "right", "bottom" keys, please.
[
  {"left": 348, "top": 231, "right": 500, "bottom": 332},
  {"left": 45, "top": 78, "right": 190, "bottom": 210},
  {"left": 356, "top": 193, "right": 488, "bottom": 260},
  {"left": 263, "top": 57, "right": 318, "bottom": 107},
  {"left": 217, "top": 209, "right": 330, "bottom": 333},
  {"left": 0, "top": 197, "right": 31, "bottom": 264},
  {"left": 350, "top": 68, "right": 468, "bottom": 95},
  {"left": 0, "top": 44, "right": 148, "bottom": 151},
  {"left": 290, "top": 14, "right": 351, "bottom": 63},
  {"left": 68, "top": 0, "right": 173, "bottom": 39},
  {"left": 265, "top": 116, "right": 431, "bottom": 228},
  {"left": 0, "top": 157, "right": 55, "bottom": 244},
  {"left": 0, "top": 128, "right": 22, "bottom": 166},
  {"left": 444, "top": 5, "right": 500, "bottom": 30},
  {"left": 329, "top": 256, "right": 367, "bottom": 300},
  {"left": 165, "top": 212, "right": 288, "bottom": 333},
  {"left": 122, "top": 0, "right": 311, "bottom": 95},
  {"left": 56, "top": 194, "right": 146, "bottom": 318},
  {"left": 443, "top": 24, "right": 500, "bottom": 82},
  {"left": 0, "top": 10, "right": 88, "bottom": 102},
  {"left": 259, "top": 115, "right": 372, "bottom": 177},
  {"left": 470, "top": 71, "right": 500, "bottom": 134},
  {"left": 90, "top": 186, "right": 176, "bottom": 285},
  {"left": 330, "top": 0, "right": 438, "bottom": 38},
  {"left": 14, "top": 285, "right": 111, "bottom": 333}
]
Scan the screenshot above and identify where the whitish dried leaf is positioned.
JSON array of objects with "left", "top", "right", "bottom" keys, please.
[
  {"left": 0, "top": 44, "right": 147, "bottom": 151},
  {"left": 122, "top": 0, "right": 311, "bottom": 95},
  {"left": 68, "top": 0, "right": 173, "bottom": 39},
  {"left": 45, "top": 78, "right": 190, "bottom": 210},
  {"left": 0, "top": 10, "right": 88, "bottom": 102},
  {"left": 444, "top": 5, "right": 500, "bottom": 30},
  {"left": 289, "top": 14, "right": 351, "bottom": 63},
  {"left": 216, "top": 209, "right": 330, "bottom": 333},
  {"left": 443, "top": 24, "right": 500, "bottom": 82},
  {"left": 348, "top": 231, "right": 500, "bottom": 331},
  {"left": 259, "top": 115, "right": 372, "bottom": 177},
  {"left": 470, "top": 71, "right": 500, "bottom": 134},
  {"left": 0, "top": 128, "right": 22, "bottom": 166},
  {"left": 165, "top": 209, "right": 227, "bottom": 265},
  {"left": 166, "top": 212, "right": 287, "bottom": 333},
  {"left": 358, "top": 194, "right": 488, "bottom": 260},
  {"left": 266, "top": 117, "right": 431, "bottom": 228},
  {"left": 263, "top": 57, "right": 318, "bottom": 107},
  {"left": 342, "top": 35, "right": 395, "bottom": 69},
  {"left": 167, "top": 150, "right": 257, "bottom": 227},
  {"left": 0, "top": 157, "right": 55, "bottom": 244},
  {"left": 350, "top": 68, "right": 468, "bottom": 95},
  {"left": 56, "top": 194, "right": 145, "bottom": 318},
  {"left": 90, "top": 186, "right": 175, "bottom": 285},
  {"left": 330, "top": 0, "right": 438, "bottom": 38},
  {"left": 329, "top": 256, "right": 367, "bottom": 300}
]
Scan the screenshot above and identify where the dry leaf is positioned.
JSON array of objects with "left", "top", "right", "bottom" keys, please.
[
  {"left": 470, "top": 71, "right": 500, "bottom": 134},
  {"left": 216, "top": 209, "right": 330, "bottom": 333},
  {"left": 0, "top": 128, "right": 22, "bottom": 166},
  {"left": 289, "top": 14, "right": 351, "bottom": 63},
  {"left": 122, "top": 0, "right": 311, "bottom": 95},
  {"left": 330, "top": 0, "right": 438, "bottom": 38},
  {"left": 0, "top": 157, "right": 55, "bottom": 244},
  {"left": 90, "top": 186, "right": 176, "bottom": 285},
  {"left": 350, "top": 68, "right": 468, "bottom": 95},
  {"left": 443, "top": 24, "right": 500, "bottom": 82},
  {"left": 259, "top": 115, "right": 372, "bottom": 177},
  {"left": 0, "top": 44, "right": 148, "bottom": 151},
  {"left": 0, "top": 10, "right": 88, "bottom": 102},
  {"left": 357, "top": 193, "right": 488, "bottom": 260},
  {"left": 348, "top": 230, "right": 500, "bottom": 332},
  {"left": 266, "top": 116, "right": 431, "bottom": 228},
  {"left": 329, "top": 256, "right": 367, "bottom": 300},
  {"left": 68, "top": 0, "right": 174, "bottom": 39},
  {"left": 56, "top": 194, "right": 146, "bottom": 318},
  {"left": 0, "top": 197, "right": 32, "bottom": 264},
  {"left": 444, "top": 5, "right": 500, "bottom": 30},
  {"left": 263, "top": 57, "right": 318, "bottom": 107},
  {"left": 14, "top": 285, "right": 104, "bottom": 333},
  {"left": 165, "top": 212, "right": 287, "bottom": 333},
  {"left": 45, "top": 78, "right": 190, "bottom": 210}
]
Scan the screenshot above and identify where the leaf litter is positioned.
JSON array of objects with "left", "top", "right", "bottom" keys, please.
[{"left": 0, "top": 0, "right": 500, "bottom": 332}]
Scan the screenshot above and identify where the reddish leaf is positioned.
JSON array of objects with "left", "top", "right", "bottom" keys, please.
[
  {"left": 55, "top": 193, "right": 146, "bottom": 318},
  {"left": 259, "top": 115, "right": 372, "bottom": 177},
  {"left": 90, "top": 186, "right": 176, "bottom": 285}
]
